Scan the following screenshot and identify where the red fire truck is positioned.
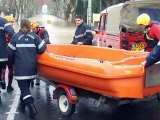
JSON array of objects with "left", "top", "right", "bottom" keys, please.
[{"left": 93, "top": 0, "right": 160, "bottom": 51}]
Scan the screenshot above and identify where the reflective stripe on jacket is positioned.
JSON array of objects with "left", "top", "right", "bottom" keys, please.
[
  {"left": 71, "top": 23, "right": 93, "bottom": 45},
  {"left": 0, "top": 17, "right": 15, "bottom": 62},
  {"left": 8, "top": 30, "right": 47, "bottom": 80}
]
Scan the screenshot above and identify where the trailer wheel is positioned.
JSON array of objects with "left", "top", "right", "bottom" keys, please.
[{"left": 57, "top": 90, "right": 75, "bottom": 117}]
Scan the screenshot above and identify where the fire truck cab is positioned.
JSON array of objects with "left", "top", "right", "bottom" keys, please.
[{"left": 93, "top": 0, "right": 160, "bottom": 51}]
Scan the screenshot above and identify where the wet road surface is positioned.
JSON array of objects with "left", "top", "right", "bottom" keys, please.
[
  {"left": 2, "top": 79, "right": 160, "bottom": 120},
  {"left": 1, "top": 15, "right": 160, "bottom": 120},
  {"left": 29, "top": 14, "right": 76, "bottom": 44}
]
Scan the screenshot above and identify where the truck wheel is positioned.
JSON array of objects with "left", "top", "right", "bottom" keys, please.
[{"left": 57, "top": 90, "right": 75, "bottom": 117}]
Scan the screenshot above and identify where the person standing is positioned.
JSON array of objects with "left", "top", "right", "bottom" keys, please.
[
  {"left": 1, "top": 16, "right": 15, "bottom": 92},
  {"left": 31, "top": 21, "right": 50, "bottom": 86},
  {"left": 31, "top": 22, "right": 50, "bottom": 44},
  {"left": 136, "top": 13, "right": 160, "bottom": 67},
  {"left": 0, "top": 15, "right": 15, "bottom": 90},
  {"left": 71, "top": 15, "right": 93, "bottom": 45},
  {"left": 8, "top": 18, "right": 46, "bottom": 118}
]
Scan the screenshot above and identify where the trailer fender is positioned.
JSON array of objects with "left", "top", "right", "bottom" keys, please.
[{"left": 53, "top": 84, "right": 78, "bottom": 104}]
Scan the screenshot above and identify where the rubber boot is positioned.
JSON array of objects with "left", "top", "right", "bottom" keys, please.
[
  {"left": 31, "top": 81, "right": 34, "bottom": 87},
  {"left": 35, "top": 78, "right": 40, "bottom": 86},
  {"left": 28, "top": 103, "right": 37, "bottom": 118},
  {"left": 7, "top": 67, "right": 14, "bottom": 92},
  {"left": 1, "top": 68, "right": 6, "bottom": 89},
  {"left": 7, "top": 86, "right": 14, "bottom": 92},
  {"left": 0, "top": 90, "right": 1, "bottom": 104},
  {"left": 19, "top": 96, "right": 26, "bottom": 112},
  {"left": 24, "top": 97, "right": 37, "bottom": 118},
  {"left": 0, "top": 81, "right": 6, "bottom": 89}
]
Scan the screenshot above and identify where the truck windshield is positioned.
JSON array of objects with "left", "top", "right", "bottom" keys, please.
[{"left": 139, "top": 8, "right": 160, "bottom": 23}]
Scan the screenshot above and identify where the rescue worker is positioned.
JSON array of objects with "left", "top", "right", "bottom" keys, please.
[
  {"left": 31, "top": 21, "right": 50, "bottom": 86},
  {"left": 71, "top": 15, "right": 93, "bottom": 45},
  {"left": 31, "top": 22, "right": 50, "bottom": 44},
  {"left": 0, "top": 14, "right": 15, "bottom": 90},
  {"left": 136, "top": 13, "right": 160, "bottom": 67},
  {"left": 136, "top": 13, "right": 158, "bottom": 52},
  {"left": 8, "top": 18, "right": 47, "bottom": 118},
  {"left": 1, "top": 16, "right": 15, "bottom": 92}
]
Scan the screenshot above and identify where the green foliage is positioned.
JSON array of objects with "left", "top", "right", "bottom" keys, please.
[
  {"left": 75, "top": 0, "right": 84, "bottom": 16},
  {"left": 76, "top": 0, "right": 87, "bottom": 21},
  {"left": 92, "top": 0, "right": 100, "bottom": 13}
]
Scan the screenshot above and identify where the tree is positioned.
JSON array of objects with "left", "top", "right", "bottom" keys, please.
[
  {"left": 0, "top": 0, "right": 129, "bottom": 23},
  {"left": 49, "top": 0, "right": 78, "bottom": 21},
  {"left": 92, "top": 0, "right": 100, "bottom": 13},
  {"left": 0, "top": 0, "right": 35, "bottom": 21},
  {"left": 68, "top": 0, "right": 78, "bottom": 21},
  {"left": 14, "top": 0, "right": 34, "bottom": 21},
  {"left": 76, "top": 0, "right": 84, "bottom": 16}
]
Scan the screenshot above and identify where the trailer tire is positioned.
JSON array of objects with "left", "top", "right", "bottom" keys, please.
[{"left": 57, "top": 90, "right": 75, "bottom": 117}]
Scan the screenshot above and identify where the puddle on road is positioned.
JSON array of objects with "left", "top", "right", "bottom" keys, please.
[
  {"left": 33, "top": 15, "right": 76, "bottom": 44},
  {"left": 13, "top": 15, "right": 76, "bottom": 44},
  {"left": 45, "top": 21, "right": 75, "bottom": 44}
]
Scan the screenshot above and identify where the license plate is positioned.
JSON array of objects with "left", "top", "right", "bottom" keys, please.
[{"left": 131, "top": 43, "right": 144, "bottom": 51}]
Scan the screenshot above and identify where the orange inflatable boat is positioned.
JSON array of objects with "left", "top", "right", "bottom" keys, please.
[{"left": 37, "top": 44, "right": 160, "bottom": 99}]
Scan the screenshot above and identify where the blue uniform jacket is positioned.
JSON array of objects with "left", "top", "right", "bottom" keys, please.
[
  {"left": 145, "top": 41, "right": 160, "bottom": 67},
  {"left": 8, "top": 30, "right": 47, "bottom": 80},
  {"left": 37, "top": 27, "right": 50, "bottom": 44},
  {"left": 0, "top": 17, "right": 15, "bottom": 62},
  {"left": 71, "top": 23, "right": 93, "bottom": 45}
]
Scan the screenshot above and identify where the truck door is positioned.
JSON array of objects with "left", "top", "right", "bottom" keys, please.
[{"left": 93, "top": 13, "right": 107, "bottom": 47}]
